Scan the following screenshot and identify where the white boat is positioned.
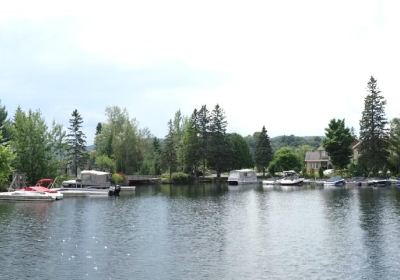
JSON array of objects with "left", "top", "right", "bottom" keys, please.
[
  {"left": 277, "top": 176, "right": 304, "bottom": 186},
  {"left": 0, "top": 187, "right": 63, "bottom": 201},
  {"left": 367, "top": 178, "right": 391, "bottom": 187},
  {"left": 57, "top": 170, "right": 123, "bottom": 197},
  {"left": 324, "top": 176, "right": 346, "bottom": 187},
  {"left": 227, "top": 169, "right": 258, "bottom": 185}
]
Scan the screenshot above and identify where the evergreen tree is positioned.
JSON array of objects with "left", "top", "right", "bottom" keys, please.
[
  {"left": 359, "top": 76, "right": 389, "bottom": 175},
  {"left": 67, "top": 109, "right": 87, "bottom": 176},
  {"left": 388, "top": 118, "right": 400, "bottom": 175},
  {"left": 207, "top": 104, "right": 229, "bottom": 177},
  {"left": 182, "top": 110, "right": 201, "bottom": 175},
  {"left": 323, "top": 119, "right": 353, "bottom": 169},
  {"left": 152, "top": 138, "right": 162, "bottom": 175},
  {"left": 96, "top": 122, "right": 102, "bottom": 135},
  {"left": 196, "top": 105, "right": 210, "bottom": 176},
  {"left": 0, "top": 100, "right": 11, "bottom": 143},
  {"left": 255, "top": 126, "right": 273, "bottom": 177},
  {"left": 227, "top": 133, "right": 253, "bottom": 170},
  {"left": 162, "top": 120, "right": 177, "bottom": 180}
]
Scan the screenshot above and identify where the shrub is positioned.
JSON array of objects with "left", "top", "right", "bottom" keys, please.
[
  {"left": 161, "top": 172, "right": 193, "bottom": 184},
  {"left": 112, "top": 173, "right": 125, "bottom": 184}
]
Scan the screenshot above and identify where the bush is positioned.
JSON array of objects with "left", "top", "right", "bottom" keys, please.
[
  {"left": 161, "top": 172, "right": 193, "bottom": 184},
  {"left": 112, "top": 173, "right": 125, "bottom": 184}
]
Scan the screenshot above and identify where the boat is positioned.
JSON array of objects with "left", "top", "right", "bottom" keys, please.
[
  {"left": 276, "top": 171, "right": 304, "bottom": 186},
  {"left": 227, "top": 169, "right": 258, "bottom": 185},
  {"left": 367, "top": 178, "right": 391, "bottom": 187},
  {"left": 324, "top": 176, "right": 346, "bottom": 187},
  {"left": 277, "top": 176, "right": 304, "bottom": 186},
  {"left": 0, "top": 178, "right": 63, "bottom": 201},
  {"left": 55, "top": 170, "right": 126, "bottom": 197}
]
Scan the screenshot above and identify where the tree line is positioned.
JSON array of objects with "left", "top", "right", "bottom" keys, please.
[{"left": 0, "top": 75, "right": 399, "bottom": 189}]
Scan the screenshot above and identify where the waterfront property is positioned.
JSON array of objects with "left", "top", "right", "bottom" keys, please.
[{"left": 305, "top": 147, "right": 332, "bottom": 173}]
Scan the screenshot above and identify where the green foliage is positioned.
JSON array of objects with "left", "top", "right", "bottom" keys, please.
[
  {"left": 182, "top": 111, "right": 201, "bottom": 175},
  {"left": 254, "top": 126, "right": 272, "bottom": 176},
  {"left": 10, "top": 108, "right": 54, "bottom": 184},
  {"left": 227, "top": 133, "right": 253, "bottom": 170},
  {"left": 197, "top": 105, "right": 210, "bottom": 175},
  {"left": 323, "top": 119, "right": 353, "bottom": 169},
  {"left": 207, "top": 104, "right": 230, "bottom": 177},
  {"left": 318, "top": 166, "right": 324, "bottom": 179},
  {"left": 49, "top": 121, "right": 68, "bottom": 176},
  {"left": 359, "top": 76, "right": 389, "bottom": 175},
  {"left": 162, "top": 120, "right": 177, "bottom": 179},
  {"left": 388, "top": 118, "right": 400, "bottom": 175},
  {"left": 161, "top": 172, "right": 192, "bottom": 184},
  {"left": 271, "top": 135, "right": 322, "bottom": 151},
  {"left": 66, "top": 109, "right": 87, "bottom": 176},
  {"left": 268, "top": 147, "right": 302, "bottom": 175},
  {"left": 0, "top": 137, "right": 14, "bottom": 190},
  {"left": 95, "top": 154, "right": 116, "bottom": 172},
  {"left": 112, "top": 173, "right": 125, "bottom": 184},
  {"left": 95, "top": 106, "right": 143, "bottom": 174}
]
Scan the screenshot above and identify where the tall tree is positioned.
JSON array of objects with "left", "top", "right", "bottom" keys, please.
[
  {"left": 323, "top": 119, "right": 353, "bottom": 169},
  {"left": 207, "top": 104, "right": 229, "bottom": 177},
  {"left": 359, "top": 76, "right": 389, "bottom": 175},
  {"left": 388, "top": 118, "right": 400, "bottom": 175},
  {"left": 96, "top": 122, "right": 102, "bottom": 135},
  {"left": 0, "top": 100, "right": 11, "bottom": 143},
  {"left": 95, "top": 107, "right": 143, "bottom": 174},
  {"left": 196, "top": 105, "right": 210, "bottom": 176},
  {"left": 162, "top": 120, "right": 177, "bottom": 180},
  {"left": 10, "top": 108, "right": 53, "bottom": 184},
  {"left": 255, "top": 126, "right": 273, "bottom": 177},
  {"left": 49, "top": 121, "right": 68, "bottom": 175},
  {"left": 227, "top": 133, "right": 253, "bottom": 170},
  {"left": 67, "top": 109, "right": 87, "bottom": 176},
  {"left": 182, "top": 110, "right": 201, "bottom": 175},
  {"left": 0, "top": 135, "right": 14, "bottom": 189}
]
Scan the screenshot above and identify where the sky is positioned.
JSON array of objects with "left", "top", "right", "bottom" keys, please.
[{"left": 1, "top": 0, "right": 400, "bottom": 144}]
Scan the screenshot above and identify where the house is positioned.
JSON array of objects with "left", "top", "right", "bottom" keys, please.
[
  {"left": 305, "top": 147, "right": 332, "bottom": 173},
  {"left": 351, "top": 140, "right": 361, "bottom": 161}
]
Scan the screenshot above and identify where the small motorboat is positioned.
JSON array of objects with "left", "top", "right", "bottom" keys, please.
[
  {"left": 367, "top": 178, "right": 391, "bottom": 187},
  {"left": 277, "top": 176, "right": 304, "bottom": 186},
  {"left": 324, "top": 176, "right": 345, "bottom": 187}
]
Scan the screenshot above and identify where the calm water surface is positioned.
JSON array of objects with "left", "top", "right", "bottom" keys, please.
[{"left": 1, "top": 184, "right": 400, "bottom": 280}]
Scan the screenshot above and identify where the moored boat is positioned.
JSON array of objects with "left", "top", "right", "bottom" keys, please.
[
  {"left": 324, "top": 176, "right": 345, "bottom": 187},
  {"left": 228, "top": 169, "right": 258, "bottom": 185}
]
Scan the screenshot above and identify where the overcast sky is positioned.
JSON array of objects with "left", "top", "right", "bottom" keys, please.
[{"left": 1, "top": 0, "right": 400, "bottom": 143}]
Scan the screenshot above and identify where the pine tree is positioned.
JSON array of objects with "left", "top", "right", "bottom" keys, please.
[
  {"left": 359, "top": 76, "right": 389, "bottom": 175},
  {"left": 162, "top": 120, "right": 177, "bottom": 180},
  {"left": 96, "top": 122, "right": 102, "bottom": 135},
  {"left": 207, "top": 104, "right": 229, "bottom": 177},
  {"left": 67, "top": 109, "right": 87, "bottom": 176},
  {"left": 323, "top": 119, "right": 353, "bottom": 169},
  {"left": 388, "top": 118, "right": 400, "bottom": 175},
  {"left": 182, "top": 110, "right": 201, "bottom": 175},
  {"left": 196, "top": 105, "right": 210, "bottom": 176},
  {"left": 255, "top": 126, "right": 273, "bottom": 177}
]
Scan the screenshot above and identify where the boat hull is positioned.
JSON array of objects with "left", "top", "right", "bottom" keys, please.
[{"left": 0, "top": 191, "right": 62, "bottom": 201}]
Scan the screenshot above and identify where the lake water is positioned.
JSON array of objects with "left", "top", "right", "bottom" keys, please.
[{"left": 1, "top": 184, "right": 400, "bottom": 280}]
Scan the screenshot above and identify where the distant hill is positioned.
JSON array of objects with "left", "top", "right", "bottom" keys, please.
[
  {"left": 270, "top": 135, "right": 323, "bottom": 151},
  {"left": 245, "top": 134, "right": 323, "bottom": 159}
]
